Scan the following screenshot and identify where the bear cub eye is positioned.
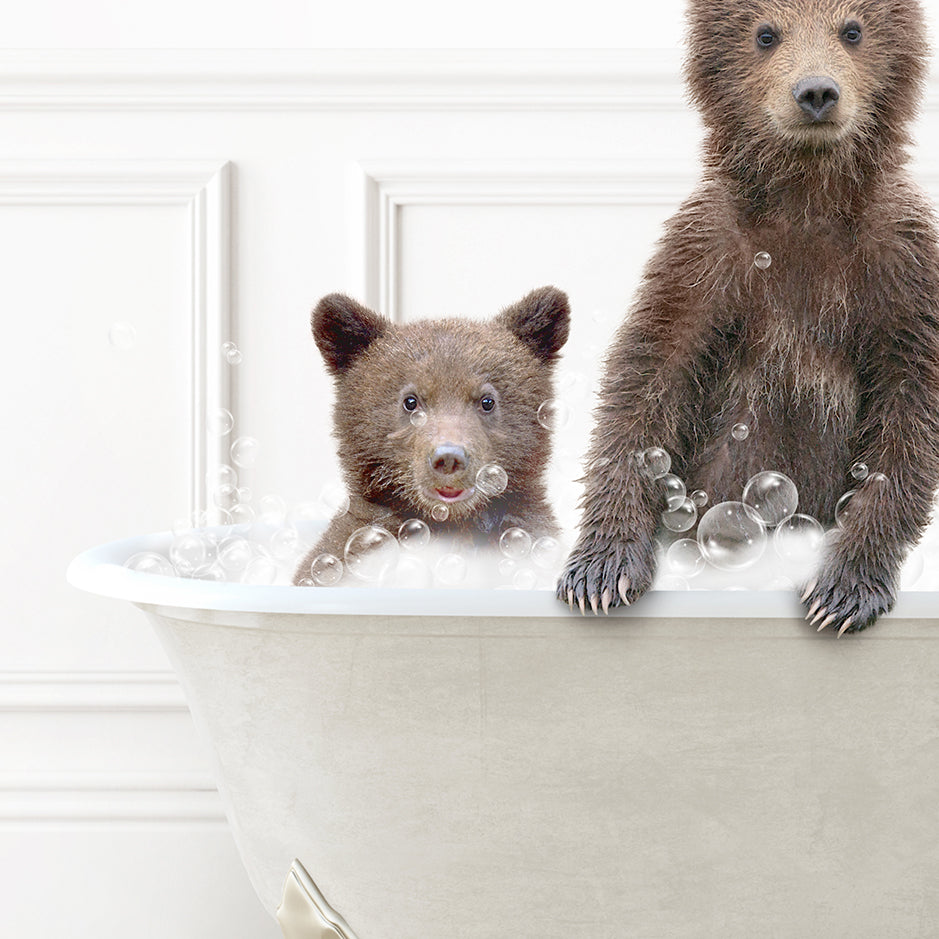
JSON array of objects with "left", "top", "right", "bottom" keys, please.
[
  {"left": 841, "top": 21, "right": 862, "bottom": 45},
  {"left": 755, "top": 25, "right": 778, "bottom": 49},
  {"left": 403, "top": 394, "right": 420, "bottom": 412},
  {"left": 479, "top": 394, "right": 496, "bottom": 412}
]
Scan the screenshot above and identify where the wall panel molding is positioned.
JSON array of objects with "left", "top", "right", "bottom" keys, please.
[
  {"left": 0, "top": 670, "right": 185, "bottom": 711},
  {"left": 0, "top": 49, "right": 686, "bottom": 111},
  {"left": 359, "top": 158, "right": 939, "bottom": 318},
  {"left": 0, "top": 159, "right": 232, "bottom": 521},
  {"left": 0, "top": 670, "right": 222, "bottom": 824},
  {"left": 358, "top": 159, "right": 698, "bottom": 318},
  {"left": 0, "top": 50, "right": 936, "bottom": 113}
]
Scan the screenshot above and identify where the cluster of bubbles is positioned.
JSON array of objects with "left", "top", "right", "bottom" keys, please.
[
  {"left": 124, "top": 436, "right": 570, "bottom": 590},
  {"left": 296, "top": 517, "right": 566, "bottom": 591},
  {"left": 640, "top": 443, "right": 931, "bottom": 591},
  {"left": 124, "top": 478, "right": 348, "bottom": 585}
]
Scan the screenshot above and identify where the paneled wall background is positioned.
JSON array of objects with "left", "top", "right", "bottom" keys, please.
[{"left": 2, "top": 36, "right": 939, "bottom": 939}]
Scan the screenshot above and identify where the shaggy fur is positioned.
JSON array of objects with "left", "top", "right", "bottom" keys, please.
[
  {"left": 294, "top": 287, "right": 570, "bottom": 585},
  {"left": 558, "top": 0, "right": 939, "bottom": 632}
]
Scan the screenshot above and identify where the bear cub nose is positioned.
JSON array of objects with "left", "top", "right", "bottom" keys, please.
[
  {"left": 430, "top": 444, "right": 467, "bottom": 476},
  {"left": 793, "top": 77, "right": 841, "bottom": 121}
]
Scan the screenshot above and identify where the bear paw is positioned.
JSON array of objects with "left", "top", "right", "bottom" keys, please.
[
  {"left": 556, "top": 534, "right": 656, "bottom": 615},
  {"left": 800, "top": 562, "right": 896, "bottom": 636}
]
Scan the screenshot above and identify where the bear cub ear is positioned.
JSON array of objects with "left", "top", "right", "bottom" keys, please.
[
  {"left": 497, "top": 286, "right": 570, "bottom": 363},
  {"left": 312, "top": 293, "right": 389, "bottom": 375}
]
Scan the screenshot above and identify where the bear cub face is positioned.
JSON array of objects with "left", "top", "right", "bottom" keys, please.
[
  {"left": 686, "top": 0, "right": 928, "bottom": 166},
  {"left": 295, "top": 287, "right": 570, "bottom": 586}
]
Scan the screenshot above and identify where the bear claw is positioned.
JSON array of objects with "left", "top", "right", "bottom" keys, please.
[{"left": 817, "top": 611, "right": 838, "bottom": 632}]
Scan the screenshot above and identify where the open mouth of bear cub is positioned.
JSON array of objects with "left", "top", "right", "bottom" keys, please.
[{"left": 432, "top": 486, "right": 475, "bottom": 503}]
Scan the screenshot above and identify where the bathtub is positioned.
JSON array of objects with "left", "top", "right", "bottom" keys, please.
[{"left": 68, "top": 527, "right": 939, "bottom": 938}]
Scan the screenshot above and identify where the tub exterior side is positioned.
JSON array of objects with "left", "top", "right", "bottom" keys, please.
[{"left": 140, "top": 602, "right": 939, "bottom": 939}]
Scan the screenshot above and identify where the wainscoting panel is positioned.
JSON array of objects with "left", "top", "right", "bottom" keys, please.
[{"left": 2, "top": 48, "right": 937, "bottom": 939}]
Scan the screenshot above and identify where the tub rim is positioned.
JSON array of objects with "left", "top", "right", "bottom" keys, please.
[{"left": 66, "top": 528, "right": 939, "bottom": 621}]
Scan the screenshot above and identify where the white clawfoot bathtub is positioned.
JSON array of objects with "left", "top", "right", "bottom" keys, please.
[{"left": 68, "top": 529, "right": 939, "bottom": 938}]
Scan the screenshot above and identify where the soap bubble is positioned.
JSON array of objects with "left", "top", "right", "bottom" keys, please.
[
  {"left": 850, "top": 462, "right": 869, "bottom": 481},
  {"left": 497, "top": 557, "right": 517, "bottom": 578},
  {"left": 697, "top": 501, "right": 767, "bottom": 571},
  {"left": 742, "top": 471, "right": 798, "bottom": 527},
  {"left": 170, "top": 532, "right": 208, "bottom": 575},
  {"left": 269, "top": 526, "right": 302, "bottom": 561},
  {"left": 398, "top": 518, "right": 431, "bottom": 551},
  {"left": 868, "top": 472, "right": 888, "bottom": 487},
  {"left": 500, "top": 527, "right": 532, "bottom": 560},
  {"left": 690, "top": 489, "right": 709, "bottom": 508},
  {"left": 531, "top": 535, "right": 563, "bottom": 570},
  {"left": 476, "top": 463, "right": 509, "bottom": 496},
  {"left": 731, "top": 423, "right": 750, "bottom": 441},
  {"left": 207, "top": 407, "right": 234, "bottom": 437},
  {"left": 640, "top": 447, "right": 671, "bottom": 478},
  {"left": 344, "top": 526, "right": 399, "bottom": 582},
  {"left": 235, "top": 486, "right": 252, "bottom": 504},
  {"left": 221, "top": 341, "right": 243, "bottom": 365},
  {"left": 217, "top": 536, "right": 254, "bottom": 575},
  {"left": 207, "top": 464, "right": 237, "bottom": 491},
  {"left": 244, "top": 556, "right": 278, "bottom": 585},
  {"left": 191, "top": 563, "right": 226, "bottom": 582},
  {"left": 435, "top": 553, "right": 468, "bottom": 586},
  {"left": 559, "top": 371, "right": 589, "bottom": 400},
  {"left": 108, "top": 322, "right": 137, "bottom": 351},
  {"left": 537, "top": 399, "right": 573, "bottom": 431},
  {"left": 512, "top": 567, "right": 538, "bottom": 590},
  {"left": 395, "top": 554, "right": 433, "bottom": 588},
  {"left": 310, "top": 553, "right": 343, "bottom": 586},
  {"left": 900, "top": 549, "right": 925, "bottom": 589},
  {"left": 287, "top": 501, "right": 321, "bottom": 527},
  {"left": 229, "top": 503, "right": 256, "bottom": 525},
  {"left": 124, "top": 551, "right": 174, "bottom": 577},
  {"left": 665, "top": 538, "right": 705, "bottom": 577},
  {"left": 410, "top": 410, "right": 428, "bottom": 427},
  {"left": 754, "top": 251, "right": 772, "bottom": 270},
  {"left": 431, "top": 504, "right": 450, "bottom": 522},
  {"left": 835, "top": 490, "right": 857, "bottom": 529},
  {"left": 230, "top": 436, "right": 259, "bottom": 468},
  {"left": 661, "top": 497, "right": 697, "bottom": 533},
  {"left": 258, "top": 494, "right": 287, "bottom": 526},
  {"left": 773, "top": 514, "right": 824, "bottom": 560},
  {"left": 319, "top": 481, "right": 350, "bottom": 518},
  {"left": 211, "top": 482, "right": 238, "bottom": 511},
  {"left": 657, "top": 473, "right": 687, "bottom": 510}
]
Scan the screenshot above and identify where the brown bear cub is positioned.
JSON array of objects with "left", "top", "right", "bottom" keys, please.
[
  {"left": 559, "top": 0, "right": 939, "bottom": 632},
  {"left": 294, "top": 287, "right": 570, "bottom": 585}
]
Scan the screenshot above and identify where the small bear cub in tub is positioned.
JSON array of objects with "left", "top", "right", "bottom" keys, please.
[{"left": 293, "top": 287, "right": 570, "bottom": 586}]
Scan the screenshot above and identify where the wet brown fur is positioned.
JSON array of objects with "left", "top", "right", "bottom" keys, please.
[
  {"left": 558, "top": 0, "right": 939, "bottom": 631},
  {"left": 295, "top": 287, "right": 570, "bottom": 585}
]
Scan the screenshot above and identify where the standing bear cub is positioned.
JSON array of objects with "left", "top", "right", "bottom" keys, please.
[
  {"left": 559, "top": 0, "right": 939, "bottom": 632},
  {"left": 294, "top": 287, "right": 570, "bottom": 585}
]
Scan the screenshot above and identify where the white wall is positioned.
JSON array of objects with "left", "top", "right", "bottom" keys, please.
[
  {"left": 5, "top": 0, "right": 690, "bottom": 48},
  {"left": 3, "top": 5, "right": 939, "bottom": 937}
]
